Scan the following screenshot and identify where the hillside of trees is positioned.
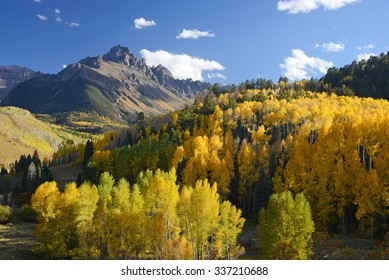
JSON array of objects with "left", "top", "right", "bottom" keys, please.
[
  {"left": 1, "top": 81, "right": 388, "bottom": 259},
  {"left": 323, "top": 51, "right": 389, "bottom": 100},
  {"left": 79, "top": 87, "right": 389, "bottom": 219},
  {"left": 0, "top": 106, "right": 84, "bottom": 167},
  {"left": 238, "top": 52, "right": 389, "bottom": 101},
  {"left": 58, "top": 84, "right": 389, "bottom": 257}
]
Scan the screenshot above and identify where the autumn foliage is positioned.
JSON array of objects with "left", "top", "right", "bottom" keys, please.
[
  {"left": 31, "top": 170, "right": 245, "bottom": 259},
  {"left": 29, "top": 83, "right": 389, "bottom": 259}
]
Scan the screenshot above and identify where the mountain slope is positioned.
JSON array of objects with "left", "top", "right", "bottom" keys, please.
[
  {"left": 1, "top": 46, "right": 210, "bottom": 129},
  {"left": 0, "top": 66, "right": 40, "bottom": 99},
  {"left": 0, "top": 106, "right": 82, "bottom": 166}
]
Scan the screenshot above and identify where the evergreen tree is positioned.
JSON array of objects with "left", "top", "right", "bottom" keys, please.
[
  {"left": 83, "top": 140, "right": 94, "bottom": 170},
  {"left": 32, "top": 150, "right": 41, "bottom": 167},
  {"left": 76, "top": 172, "right": 83, "bottom": 187},
  {"left": 17, "top": 155, "right": 28, "bottom": 173},
  {"left": 0, "top": 167, "right": 7, "bottom": 176}
]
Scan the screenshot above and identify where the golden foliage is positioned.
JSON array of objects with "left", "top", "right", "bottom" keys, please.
[{"left": 31, "top": 169, "right": 245, "bottom": 260}]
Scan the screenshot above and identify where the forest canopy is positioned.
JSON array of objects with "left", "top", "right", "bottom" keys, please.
[{"left": 78, "top": 87, "right": 389, "bottom": 243}]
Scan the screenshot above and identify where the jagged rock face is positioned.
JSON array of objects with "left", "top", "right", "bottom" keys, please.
[
  {"left": 1, "top": 46, "right": 210, "bottom": 123},
  {"left": 151, "top": 64, "right": 209, "bottom": 99},
  {"left": 102, "top": 46, "right": 146, "bottom": 69},
  {"left": 0, "top": 66, "right": 39, "bottom": 99},
  {"left": 101, "top": 46, "right": 211, "bottom": 99}
]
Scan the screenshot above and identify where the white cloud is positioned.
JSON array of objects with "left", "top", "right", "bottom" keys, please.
[
  {"left": 176, "top": 29, "right": 215, "bottom": 39},
  {"left": 207, "top": 73, "right": 227, "bottom": 80},
  {"left": 277, "top": 0, "right": 359, "bottom": 14},
  {"left": 357, "top": 53, "right": 375, "bottom": 61},
  {"left": 134, "top": 17, "right": 156, "bottom": 30},
  {"left": 33, "top": 0, "right": 41, "bottom": 3},
  {"left": 62, "top": 64, "right": 67, "bottom": 69},
  {"left": 36, "top": 14, "right": 48, "bottom": 21},
  {"left": 356, "top": 43, "right": 374, "bottom": 51},
  {"left": 55, "top": 9, "right": 61, "bottom": 22},
  {"left": 315, "top": 41, "right": 345, "bottom": 52},
  {"left": 140, "top": 49, "right": 225, "bottom": 81},
  {"left": 66, "top": 22, "right": 80, "bottom": 27},
  {"left": 280, "top": 49, "right": 334, "bottom": 80}
]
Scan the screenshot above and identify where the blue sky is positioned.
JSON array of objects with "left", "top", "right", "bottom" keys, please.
[{"left": 1, "top": 0, "right": 388, "bottom": 84}]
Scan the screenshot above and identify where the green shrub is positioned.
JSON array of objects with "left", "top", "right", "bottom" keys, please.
[
  {"left": 12, "top": 204, "right": 36, "bottom": 222},
  {"left": 0, "top": 205, "right": 12, "bottom": 223}
]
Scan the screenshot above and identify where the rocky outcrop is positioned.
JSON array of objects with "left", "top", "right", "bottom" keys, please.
[{"left": 0, "top": 66, "right": 40, "bottom": 99}]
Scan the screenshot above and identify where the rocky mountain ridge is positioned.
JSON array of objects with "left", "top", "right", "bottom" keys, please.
[
  {"left": 1, "top": 46, "right": 210, "bottom": 128},
  {"left": 0, "top": 66, "right": 40, "bottom": 99}
]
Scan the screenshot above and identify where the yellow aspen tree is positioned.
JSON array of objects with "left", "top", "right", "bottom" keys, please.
[
  {"left": 107, "top": 206, "right": 146, "bottom": 259},
  {"left": 93, "top": 172, "right": 115, "bottom": 258},
  {"left": 181, "top": 160, "right": 196, "bottom": 187},
  {"left": 308, "top": 147, "right": 336, "bottom": 231},
  {"left": 107, "top": 178, "right": 132, "bottom": 259},
  {"left": 31, "top": 181, "right": 61, "bottom": 223},
  {"left": 171, "top": 112, "right": 179, "bottom": 127},
  {"left": 73, "top": 181, "right": 99, "bottom": 259},
  {"left": 215, "top": 150, "right": 234, "bottom": 199},
  {"left": 31, "top": 181, "right": 63, "bottom": 258},
  {"left": 126, "top": 183, "right": 147, "bottom": 258},
  {"left": 182, "top": 136, "right": 209, "bottom": 186},
  {"left": 258, "top": 191, "right": 315, "bottom": 260},
  {"left": 205, "top": 106, "right": 223, "bottom": 136},
  {"left": 252, "top": 125, "right": 268, "bottom": 147},
  {"left": 283, "top": 133, "right": 313, "bottom": 194},
  {"left": 189, "top": 179, "right": 220, "bottom": 259},
  {"left": 222, "top": 131, "right": 235, "bottom": 156},
  {"left": 165, "top": 236, "right": 194, "bottom": 260},
  {"left": 129, "top": 184, "right": 144, "bottom": 211},
  {"left": 59, "top": 182, "right": 80, "bottom": 256},
  {"left": 353, "top": 169, "right": 384, "bottom": 239},
  {"left": 238, "top": 140, "right": 258, "bottom": 213},
  {"left": 170, "top": 146, "right": 185, "bottom": 170},
  {"left": 208, "top": 135, "right": 227, "bottom": 196},
  {"left": 214, "top": 201, "right": 245, "bottom": 259},
  {"left": 141, "top": 169, "right": 180, "bottom": 259},
  {"left": 106, "top": 182, "right": 147, "bottom": 259},
  {"left": 177, "top": 186, "right": 193, "bottom": 238},
  {"left": 111, "top": 178, "right": 131, "bottom": 211}
]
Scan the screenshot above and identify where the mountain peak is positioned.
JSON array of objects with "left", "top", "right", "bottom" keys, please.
[
  {"left": 107, "top": 45, "right": 132, "bottom": 56},
  {"left": 2, "top": 46, "right": 210, "bottom": 130},
  {"left": 102, "top": 45, "right": 139, "bottom": 67}
]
